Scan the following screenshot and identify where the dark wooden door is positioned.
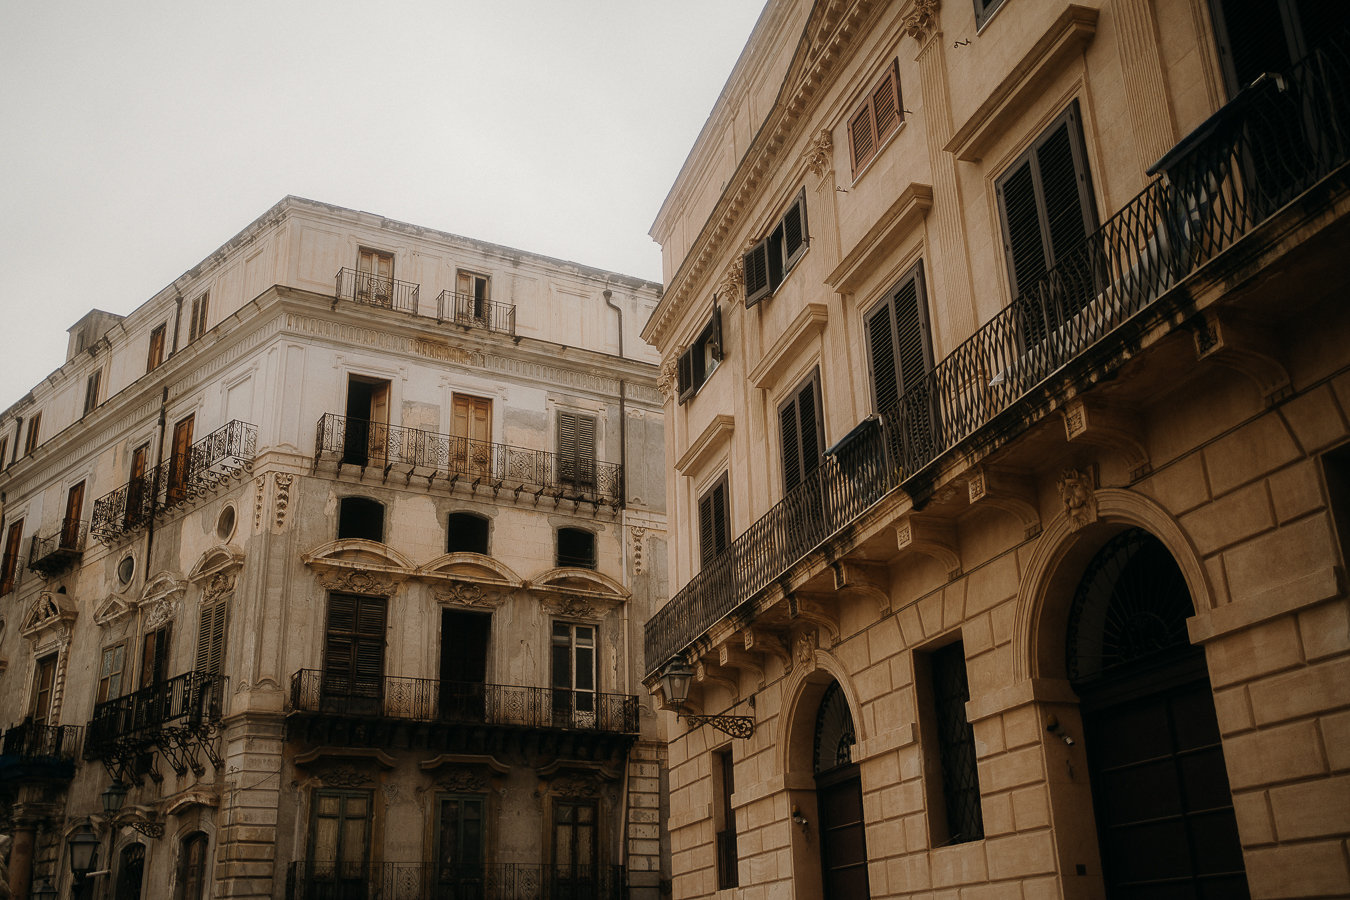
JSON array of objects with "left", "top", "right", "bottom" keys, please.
[
  {"left": 1083, "top": 673, "right": 1249, "bottom": 899},
  {"left": 554, "top": 801, "right": 598, "bottom": 900},
  {"left": 126, "top": 443, "right": 149, "bottom": 527},
  {"left": 816, "top": 765, "right": 870, "bottom": 900},
  {"left": 435, "top": 794, "right": 485, "bottom": 899},
  {"left": 167, "top": 415, "right": 195, "bottom": 504},
  {"left": 440, "top": 610, "right": 490, "bottom": 721},
  {"left": 63, "top": 481, "right": 85, "bottom": 547}
]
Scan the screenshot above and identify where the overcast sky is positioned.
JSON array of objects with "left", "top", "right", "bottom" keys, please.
[{"left": 0, "top": 1, "right": 765, "bottom": 412}]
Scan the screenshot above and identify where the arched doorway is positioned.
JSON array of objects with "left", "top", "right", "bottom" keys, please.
[
  {"left": 1067, "top": 528, "right": 1249, "bottom": 898},
  {"left": 813, "top": 681, "right": 869, "bottom": 899},
  {"left": 114, "top": 843, "right": 145, "bottom": 900}
]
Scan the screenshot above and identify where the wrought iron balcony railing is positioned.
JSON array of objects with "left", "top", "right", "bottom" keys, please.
[
  {"left": 336, "top": 268, "right": 421, "bottom": 315},
  {"left": 289, "top": 670, "right": 640, "bottom": 734},
  {"left": 0, "top": 721, "right": 82, "bottom": 762},
  {"left": 92, "top": 420, "right": 257, "bottom": 540},
  {"left": 436, "top": 289, "right": 518, "bottom": 336},
  {"left": 287, "top": 861, "right": 626, "bottom": 900},
  {"left": 0, "top": 552, "right": 23, "bottom": 596},
  {"left": 314, "top": 414, "right": 623, "bottom": 505},
  {"left": 28, "top": 518, "right": 88, "bottom": 576},
  {"left": 85, "top": 671, "right": 226, "bottom": 781},
  {"left": 645, "top": 32, "right": 1350, "bottom": 677}
]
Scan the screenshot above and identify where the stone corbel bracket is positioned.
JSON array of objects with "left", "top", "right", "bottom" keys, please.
[
  {"left": 1194, "top": 308, "right": 1292, "bottom": 406},
  {"left": 832, "top": 560, "right": 893, "bottom": 614},
  {"left": 896, "top": 513, "right": 962, "bottom": 580},
  {"left": 967, "top": 466, "right": 1042, "bottom": 539},
  {"left": 1062, "top": 396, "right": 1151, "bottom": 480},
  {"left": 742, "top": 628, "right": 792, "bottom": 673},
  {"left": 786, "top": 592, "right": 841, "bottom": 647},
  {"left": 695, "top": 661, "right": 741, "bottom": 699},
  {"left": 717, "top": 644, "right": 766, "bottom": 689}
]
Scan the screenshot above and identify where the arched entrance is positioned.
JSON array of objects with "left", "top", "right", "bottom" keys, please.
[
  {"left": 813, "top": 681, "right": 868, "bottom": 899},
  {"left": 1067, "top": 528, "right": 1249, "bottom": 898}
]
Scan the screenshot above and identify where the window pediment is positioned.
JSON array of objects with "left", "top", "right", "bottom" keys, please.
[
  {"left": 93, "top": 589, "right": 137, "bottom": 627},
  {"left": 187, "top": 544, "right": 245, "bottom": 584},
  {"left": 20, "top": 590, "right": 77, "bottom": 641},
  {"left": 415, "top": 553, "right": 523, "bottom": 589},
  {"left": 302, "top": 539, "right": 416, "bottom": 575}
]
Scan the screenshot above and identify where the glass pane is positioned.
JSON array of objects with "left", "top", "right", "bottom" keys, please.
[
  {"left": 577, "top": 626, "right": 593, "bottom": 646},
  {"left": 553, "top": 644, "right": 571, "bottom": 689},
  {"left": 318, "top": 796, "right": 340, "bottom": 816},
  {"left": 314, "top": 818, "right": 339, "bottom": 860},
  {"left": 553, "top": 623, "right": 570, "bottom": 642},
  {"left": 340, "top": 818, "right": 365, "bottom": 864},
  {"left": 576, "top": 648, "right": 594, "bottom": 690}
]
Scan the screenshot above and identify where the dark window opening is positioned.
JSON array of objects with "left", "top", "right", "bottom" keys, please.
[
  {"left": 716, "top": 749, "right": 739, "bottom": 889},
  {"left": 556, "top": 527, "right": 596, "bottom": 569},
  {"left": 1, "top": 517, "right": 23, "bottom": 596},
  {"left": 23, "top": 412, "right": 41, "bottom": 457},
  {"left": 84, "top": 369, "right": 102, "bottom": 417},
  {"left": 436, "top": 794, "right": 486, "bottom": 891},
  {"left": 1324, "top": 443, "right": 1350, "bottom": 566},
  {"left": 780, "top": 370, "right": 824, "bottom": 494},
  {"left": 338, "top": 497, "right": 385, "bottom": 543},
  {"left": 552, "top": 622, "right": 597, "bottom": 726},
  {"left": 343, "top": 376, "right": 392, "bottom": 467},
  {"left": 116, "top": 842, "right": 145, "bottom": 900},
  {"left": 140, "top": 625, "right": 172, "bottom": 690},
  {"left": 975, "top": 0, "right": 1008, "bottom": 28},
  {"left": 698, "top": 474, "right": 731, "bottom": 569},
  {"left": 447, "top": 512, "right": 490, "bottom": 555},
  {"left": 180, "top": 832, "right": 209, "bottom": 900},
  {"left": 441, "top": 609, "right": 491, "bottom": 721},
  {"left": 147, "top": 324, "right": 167, "bottom": 373},
  {"left": 188, "top": 293, "right": 210, "bottom": 343},
  {"left": 924, "top": 642, "right": 984, "bottom": 845},
  {"left": 744, "top": 189, "right": 809, "bottom": 307},
  {"left": 677, "top": 304, "right": 724, "bottom": 403}
]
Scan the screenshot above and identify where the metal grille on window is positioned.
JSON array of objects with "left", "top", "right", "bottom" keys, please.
[
  {"left": 812, "top": 681, "right": 856, "bottom": 773},
  {"left": 930, "top": 642, "right": 984, "bottom": 844}
]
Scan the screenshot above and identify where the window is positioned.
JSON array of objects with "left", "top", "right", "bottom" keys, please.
[
  {"left": 716, "top": 750, "right": 738, "bottom": 889},
  {"left": 97, "top": 642, "right": 128, "bottom": 704},
  {"left": 556, "top": 412, "right": 597, "bottom": 489},
  {"left": 23, "top": 412, "right": 41, "bottom": 457},
  {"left": 457, "top": 270, "right": 491, "bottom": 322},
  {"left": 447, "top": 512, "right": 490, "bottom": 554},
  {"left": 62, "top": 481, "right": 85, "bottom": 549},
  {"left": 1208, "top": 0, "right": 1346, "bottom": 96},
  {"left": 126, "top": 443, "right": 150, "bottom": 529},
  {"left": 744, "top": 189, "right": 809, "bottom": 307},
  {"left": 196, "top": 594, "right": 229, "bottom": 676},
  {"left": 84, "top": 369, "right": 102, "bottom": 416},
  {"left": 309, "top": 790, "right": 372, "bottom": 881},
  {"left": 0, "top": 437, "right": 7, "bottom": 471},
  {"left": 975, "top": 0, "right": 1008, "bottom": 28},
  {"left": 337, "top": 497, "right": 385, "bottom": 543},
  {"left": 188, "top": 292, "right": 210, "bottom": 343},
  {"left": 147, "top": 324, "right": 167, "bottom": 372},
  {"left": 920, "top": 641, "right": 985, "bottom": 845},
  {"left": 116, "top": 842, "right": 146, "bottom": 900},
  {"left": 556, "top": 527, "right": 597, "bottom": 569},
  {"left": 1, "top": 518, "right": 23, "bottom": 596},
  {"left": 995, "top": 101, "right": 1098, "bottom": 343},
  {"left": 436, "top": 794, "right": 485, "bottom": 893},
  {"left": 343, "top": 375, "right": 392, "bottom": 467},
  {"left": 140, "top": 625, "right": 172, "bottom": 689},
  {"left": 30, "top": 654, "right": 57, "bottom": 728},
  {"left": 865, "top": 261, "right": 936, "bottom": 462},
  {"left": 179, "top": 833, "right": 209, "bottom": 900},
  {"left": 451, "top": 395, "right": 492, "bottom": 476},
  {"left": 848, "top": 60, "right": 903, "bottom": 175},
  {"left": 698, "top": 473, "right": 731, "bottom": 569},
  {"left": 676, "top": 304, "right": 723, "bottom": 403},
  {"left": 323, "top": 594, "right": 387, "bottom": 705},
  {"left": 779, "top": 370, "right": 823, "bottom": 494},
  {"left": 167, "top": 414, "right": 195, "bottom": 505},
  {"left": 7, "top": 417, "right": 20, "bottom": 467},
  {"left": 552, "top": 622, "right": 596, "bottom": 726},
  {"left": 554, "top": 801, "right": 599, "bottom": 894},
  {"left": 357, "top": 248, "right": 395, "bottom": 306},
  {"left": 813, "top": 681, "right": 869, "bottom": 896}
]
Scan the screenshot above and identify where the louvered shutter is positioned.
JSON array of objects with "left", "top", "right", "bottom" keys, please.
[
  {"left": 698, "top": 475, "right": 730, "bottom": 568},
  {"left": 709, "top": 304, "right": 724, "bottom": 361},
  {"left": 196, "top": 600, "right": 229, "bottom": 675},
  {"left": 782, "top": 190, "right": 809, "bottom": 271},
  {"left": 354, "top": 598, "right": 386, "bottom": 698},
  {"left": 1036, "top": 112, "right": 1095, "bottom": 322},
  {"left": 873, "top": 64, "right": 902, "bottom": 145},
  {"left": 1212, "top": 0, "right": 1295, "bottom": 94},
  {"left": 699, "top": 492, "right": 715, "bottom": 568},
  {"left": 798, "top": 379, "right": 820, "bottom": 480},
  {"left": 577, "top": 415, "right": 597, "bottom": 487},
  {"left": 711, "top": 479, "right": 729, "bottom": 557},
  {"left": 324, "top": 595, "right": 358, "bottom": 696},
  {"left": 779, "top": 374, "right": 822, "bottom": 493},
  {"left": 780, "top": 404, "right": 802, "bottom": 493},
  {"left": 744, "top": 240, "right": 771, "bottom": 307},
  {"left": 677, "top": 349, "right": 695, "bottom": 403},
  {"left": 866, "top": 302, "right": 900, "bottom": 415},
  {"left": 849, "top": 104, "right": 876, "bottom": 174},
  {"left": 558, "top": 412, "right": 578, "bottom": 483}
]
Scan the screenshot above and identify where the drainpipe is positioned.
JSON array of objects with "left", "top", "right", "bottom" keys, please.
[
  {"left": 602, "top": 289, "right": 627, "bottom": 503},
  {"left": 171, "top": 295, "right": 184, "bottom": 356},
  {"left": 145, "top": 386, "right": 169, "bottom": 561}
]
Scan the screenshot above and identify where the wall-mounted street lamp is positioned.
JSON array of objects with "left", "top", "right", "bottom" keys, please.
[
  {"left": 30, "top": 878, "right": 58, "bottom": 900},
  {"left": 67, "top": 825, "right": 101, "bottom": 884},
  {"left": 659, "top": 659, "right": 755, "bottom": 739},
  {"left": 101, "top": 780, "right": 128, "bottom": 815}
]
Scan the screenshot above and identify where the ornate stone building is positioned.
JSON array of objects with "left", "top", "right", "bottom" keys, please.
[
  {"left": 643, "top": 0, "right": 1350, "bottom": 897},
  {"left": 0, "top": 196, "right": 669, "bottom": 900}
]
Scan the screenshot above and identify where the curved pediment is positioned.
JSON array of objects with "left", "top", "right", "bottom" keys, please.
[
  {"left": 301, "top": 540, "right": 416, "bottom": 573},
  {"left": 415, "top": 553, "right": 523, "bottom": 588},
  {"left": 187, "top": 544, "right": 245, "bottom": 583},
  {"left": 140, "top": 571, "right": 188, "bottom": 607},
  {"left": 20, "top": 591, "right": 78, "bottom": 641},
  {"left": 528, "top": 568, "right": 630, "bottom": 600}
]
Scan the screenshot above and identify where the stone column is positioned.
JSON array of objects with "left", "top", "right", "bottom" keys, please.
[
  {"left": 8, "top": 822, "right": 35, "bottom": 900},
  {"left": 1113, "top": 0, "right": 1177, "bottom": 175}
]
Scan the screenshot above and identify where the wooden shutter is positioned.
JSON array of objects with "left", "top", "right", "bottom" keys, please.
[
  {"left": 850, "top": 61, "right": 903, "bottom": 175},
  {"left": 196, "top": 600, "right": 229, "bottom": 675},
  {"left": 698, "top": 474, "right": 730, "bottom": 568},
  {"left": 849, "top": 104, "right": 876, "bottom": 174},
  {"left": 0, "top": 519, "right": 22, "bottom": 595},
  {"left": 141, "top": 625, "right": 171, "bottom": 688},
  {"left": 189, "top": 294, "right": 209, "bottom": 342},
  {"left": 709, "top": 303, "right": 724, "bottom": 361},
  {"left": 557, "top": 413, "right": 596, "bottom": 486},
  {"left": 324, "top": 594, "right": 386, "bottom": 697},
  {"left": 31, "top": 656, "right": 56, "bottom": 727},
  {"left": 168, "top": 415, "right": 195, "bottom": 503},
  {"left": 677, "top": 348, "right": 695, "bottom": 403},
  {"left": 782, "top": 189, "right": 809, "bottom": 271},
  {"left": 744, "top": 240, "right": 771, "bottom": 307},
  {"left": 147, "top": 325, "right": 166, "bottom": 372},
  {"left": 24, "top": 413, "right": 41, "bottom": 455},
  {"left": 779, "top": 372, "right": 823, "bottom": 494},
  {"left": 84, "top": 369, "right": 101, "bottom": 415}
]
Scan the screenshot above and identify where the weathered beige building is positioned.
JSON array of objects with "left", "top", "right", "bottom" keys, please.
[
  {"left": 0, "top": 196, "right": 670, "bottom": 900},
  {"left": 642, "top": 0, "right": 1350, "bottom": 898}
]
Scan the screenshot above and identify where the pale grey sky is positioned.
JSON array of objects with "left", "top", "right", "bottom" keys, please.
[{"left": 0, "top": 0, "right": 765, "bottom": 411}]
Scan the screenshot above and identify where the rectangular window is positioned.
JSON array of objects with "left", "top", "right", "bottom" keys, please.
[
  {"left": 995, "top": 100, "right": 1098, "bottom": 347},
  {"left": 97, "top": 642, "right": 128, "bottom": 704},
  {"left": 436, "top": 794, "right": 486, "bottom": 888},
  {"left": 196, "top": 597, "right": 229, "bottom": 676},
  {"left": 7, "top": 418, "right": 20, "bottom": 467},
  {"left": 23, "top": 412, "right": 41, "bottom": 456},
  {"left": 744, "top": 189, "right": 809, "bottom": 307},
  {"left": 309, "top": 790, "right": 372, "bottom": 885},
  {"left": 167, "top": 414, "right": 196, "bottom": 505},
  {"left": 456, "top": 270, "right": 491, "bottom": 322},
  {"left": 451, "top": 394, "right": 493, "bottom": 477},
  {"left": 188, "top": 292, "right": 210, "bottom": 343},
  {"left": 552, "top": 622, "right": 597, "bottom": 726},
  {"left": 62, "top": 481, "right": 85, "bottom": 549},
  {"left": 343, "top": 376, "right": 392, "bottom": 467},
  {"left": 323, "top": 593, "right": 387, "bottom": 708},
  {"left": 865, "top": 260, "right": 936, "bottom": 462},
  {"left": 698, "top": 473, "right": 731, "bottom": 569},
  {"left": 84, "top": 369, "right": 102, "bottom": 416},
  {"left": 147, "top": 324, "right": 167, "bottom": 372},
  {"left": 30, "top": 655, "right": 57, "bottom": 728},
  {"left": 556, "top": 412, "right": 597, "bottom": 489},
  {"left": 126, "top": 442, "right": 150, "bottom": 529},
  {"left": 1, "top": 518, "right": 23, "bottom": 596},
  {"left": 716, "top": 750, "right": 739, "bottom": 889},
  {"left": 357, "top": 248, "right": 395, "bottom": 306},
  {"left": 919, "top": 641, "right": 985, "bottom": 845},
  {"left": 848, "top": 60, "right": 904, "bottom": 175},
  {"left": 140, "top": 625, "right": 172, "bottom": 689},
  {"left": 554, "top": 801, "right": 599, "bottom": 890},
  {"left": 676, "top": 304, "right": 724, "bottom": 404},
  {"left": 0, "top": 437, "right": 7, "bottom": 472},
  {"left": 779, "top": 369, "right": 824, "bottom": 494},
  {"left": 975, "top": 0, "right": 1008, "bottom": 28}
]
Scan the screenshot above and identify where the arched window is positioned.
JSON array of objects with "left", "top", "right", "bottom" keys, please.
[
  {"left": 179, "top": 832, "right": 209, "bottom": 900},
  {"left": 812, "top": 682, "right": 856, "bottom": 774},
  {"left": 337, "top": 497, "right": 384, "bottom": 543},
  {"left": 447, "top": 513, "right": 490, "bottom": 555},
  {"left": 812, "top": 682, "right": 868, "bottom": 897},
  {"left": 556, "top": 528, "right": 596, "bottom": 569},
  {"left": 115, "top": 843, "right": 146, "bottom": 900}
]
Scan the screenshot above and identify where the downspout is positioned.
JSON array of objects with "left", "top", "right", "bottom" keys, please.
[
  {"left": 171, "top": 295, "right": 184, "bottom": 356},
  {"left": 603, "top": 289, "right": 630, "bottom": 694},
  {"left": 145, "top": 386, "right": 169, "bottom": 561}
]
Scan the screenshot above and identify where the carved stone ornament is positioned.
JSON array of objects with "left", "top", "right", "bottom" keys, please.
[
  {"left": 630, "top": 527, "right": 646, "bottom": 575},
  {"left": 803, "top": 128, "right": 834, "bottom": 177},
  {"left": 321, "top": 767, "right": 370, "bottom": 788},
  {"left": 435, "top": 581, "right": 500, "bottom": 609},
  {"left": 274, "top": 473, "right": 294, "bottom": 529},
  {"left": 657, "top": 347, "right": 684, "bottom": 399},
  {"left": 319, "top": 569, "right": 399, "bottom": 597},
  {"left": 203, "top": 571, "right": 236, "bottom": 605},
  {"left": 903, "top": 0, "right": 941, "bottom": 42},
  {"left": 436, "top": 770, "right": 488, "bottom": 793},
  {"left": 1058, "top": 468, "right": 1098, "bottom": 531},
  {"left": 542, "top": 595, "right": 598, "bottom": 620},
  {"left": 20, "top": 591, "right": 78, "bottom": 641},
  {"left": 716, "top": 256, "right": 745, "bottom": 307},
  {"left": 553, "top": 775, "right": 598, "bottom": 799},
  {"left": 144, "top": 598, "right": 177, "bottom": 631},
  {"left": 795, "top": 631, "right": 818, "bottom": 672},
  {"left": 254, "top": 475, "right": 266, "bottom": 532}
]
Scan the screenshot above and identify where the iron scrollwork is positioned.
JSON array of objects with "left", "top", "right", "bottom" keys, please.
[{"left": 680, "top": 713, "right": 755, "bottom": 739}]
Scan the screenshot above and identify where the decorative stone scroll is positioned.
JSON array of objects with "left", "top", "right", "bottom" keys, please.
[{"left": 318, "top": 570, "right": 400, "bottom": 597}]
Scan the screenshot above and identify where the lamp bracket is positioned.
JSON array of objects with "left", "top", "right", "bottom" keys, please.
[{"left": 680, "top": 714, "right": 755, "bottom": 739}]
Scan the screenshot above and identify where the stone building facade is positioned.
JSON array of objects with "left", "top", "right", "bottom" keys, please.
[
  {"left": 642, "top": 0, "right": 1350, "bottom": 898},
  {"left": 0, "top": 196, "right": 670, "bottom": 899}
]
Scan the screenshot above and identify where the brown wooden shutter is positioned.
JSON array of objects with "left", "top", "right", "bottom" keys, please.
[
  {"left": 873, "top": 63, "right": 902, "bottom": 145},
  {"left": 711, "top": 479, "right": 729, "bottom": 559},
  {"left": 196, "top": 600, "right": 228, "bottom": 675},
  {"left": 779, "top": 373, "right": 822, "bottom": 493},
  {"left": 782, "top": 189, "right": 809, "bottom": 271},
  {"left": 709, "top": 303, "right": 724, "bottom": 361},
  {"left": 698, "top": 474, "right": 730, "bottom": 568},
  {"left": 744, "top": 240, "right": 770, "bottom": 307},
  {"left": 324, "top": 594, "right": 386, "bottom": 697},
  {"left": 699, "top": 492, "right": 715, "bottom": 568},
  {"left": 677, "top": 349, "right": 695, "bottom": 403},
  {"left": 849, "top": 104, "right": 876, "bottom": 174},
  {"left": 84, "top": 370, "right": 101, "bottom": 416},
  {"left": 141, "top": 625, "right": 171, "bottom": 688}
]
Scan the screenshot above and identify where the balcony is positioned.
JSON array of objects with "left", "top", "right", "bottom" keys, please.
[
  {"left": 436, "top": 289, "right": 518, "bottom": 337},
  {"left": 85, "top": 671, "right": 226, "bottom": 783},
  {"left": 0, "top": 721, "right": 81, "bottom": 781},
  {"left": 645, "top": 33, "right": 1350, "bottom": 677},
  {"left": 286, "top": 861, "right": 626, "bottom": 900},
  {"left": 336, "top": 268, "right": 421, "bottom": 314},
  {"left": 92, "top": 420, "right": 257, "bottom": 541},
  {"left": 314, "top": 414, "right": 623, "bottom": 507},
  {"left": 28, "top": 518, "right": 88, "bottom": 577}
]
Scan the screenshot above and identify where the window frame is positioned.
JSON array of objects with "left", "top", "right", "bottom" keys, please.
[
  {"left": 677, "top": 304, "right": 724, "bottom": 404},
  {"left": 84, "top": 369, "right": 102, "bottom": 417},
  {"left": 778, "top": 368, "right": 825, "bottom": 495},
  {"left": 23, "top": 411, "right": 41, "bottom": 457},
  {"left": 698, "top": 471, "right": 731, "bottom": 570},
  {"left": 139, "top": 624, "right": 172, "bottom": 690},
  {"left": 337, "top": 496, "right": 386, "bottom": 543},
  {"left": 848, "top": 59, "right": 904, "bottom": 177},
  {"left": 30, "top": 653, "right": 58, "bottom": 728},
  {"left": 188, "top": 292, "right": 210, "bottom": 343},
  {"left": 147, "top": 323, "right": 167, "bottom": 373},
  {"left": 308, "top": 788, "right": 374, "bottom": 868},
  {"left": 97, "top": 641, "right": 129, "bottom": 705},
  {"left": 556, "top": 526, "right": 597, "bottom": 569},
  {"left": 0, "top": 436, "right": 7, "bottom": 472},
  {"left": 863, "top": 260, "right": 934, "bottom": 419},
  {"left": 551, "top": 621, "right": 598, "bottom": 720},
  {"left": 179, "top": 832, "right": 209, "bottom": 900},
  {"left": 744, "top": 188, "right": 810, "bottom": 307},
  {"left": 2, "top": 517, "right": 25, "bottom": 596},
  {"left": 917, "top": 639, "right": 985, "bottom": 845},
  {"left": 556, "top": 411, "right": 598, "bottom": 490},
  {"left": 974, "top": 0, "right": 1009, "bottom": 29},
  {"left": 446, "top": 511, "right": 491, "bottom": 555}
]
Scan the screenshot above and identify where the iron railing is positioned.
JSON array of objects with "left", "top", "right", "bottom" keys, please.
[
  {"left": 314, "top": 414, "right": 623, "bottom": 504},
  {"left": 28, "top": 518, "right": 88, "bottom": 576},
  {"left": 0, "top": 721, "right": 82, "bottom": 762},
  {"left": 92, "top": 420, "right": 257, "bottom": 540},
  {"left": 336, "top": 268, "right": 421, "bottom": 315},
  {"left": 644, "top": 33, "right": 1350, "bottom": 677},
  {"left": 287, "top": 861, "right": 626, "bottom": 900},
  {"left": 289, "top": 670, "right": 640, "bottom": 734},
  {"left": 436, "top": 290, "right": 518, "bottom": 336},
  {"left": 85, "top": 671, "right": 226, "bottom": 759},
  {"left": 0, "top": 553, "right": 23, "bottom": 595}
]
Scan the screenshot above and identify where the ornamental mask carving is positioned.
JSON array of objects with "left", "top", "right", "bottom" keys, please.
[
  {"left": 144, "top": 598, "right": 176, "bottom": 631},
  {"left": 542, "top": 596, "right": 598, "bottom": 619},
  {"left": 903, "top": 0, "right": 941, "bottom": 42},
  {"left": 716, "top": 258, "right": 745, "bottom": 306},
  {"left": 553, "top": 775, "right": 598, "bottom": 799},
  {"left": 795, "top": 631, "right": 818, "bottom": 672},
  {"left": 803, "top": 128, "right": 834, "bottom": 177},
  {"left": 1058, "top": 468, "right": 1098, "bottom": 531},
  {"left": 436, "top": 770, "right": 488, "bottom": 793},
  {"left": 435, "top": 581, "right": 500, "bottom": 609},
  {"left": 203, "top": 571, "right": 236, "bottom": 605},
  {"left": 657, "top": 348, "right": 684, "bottom": 399}
]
